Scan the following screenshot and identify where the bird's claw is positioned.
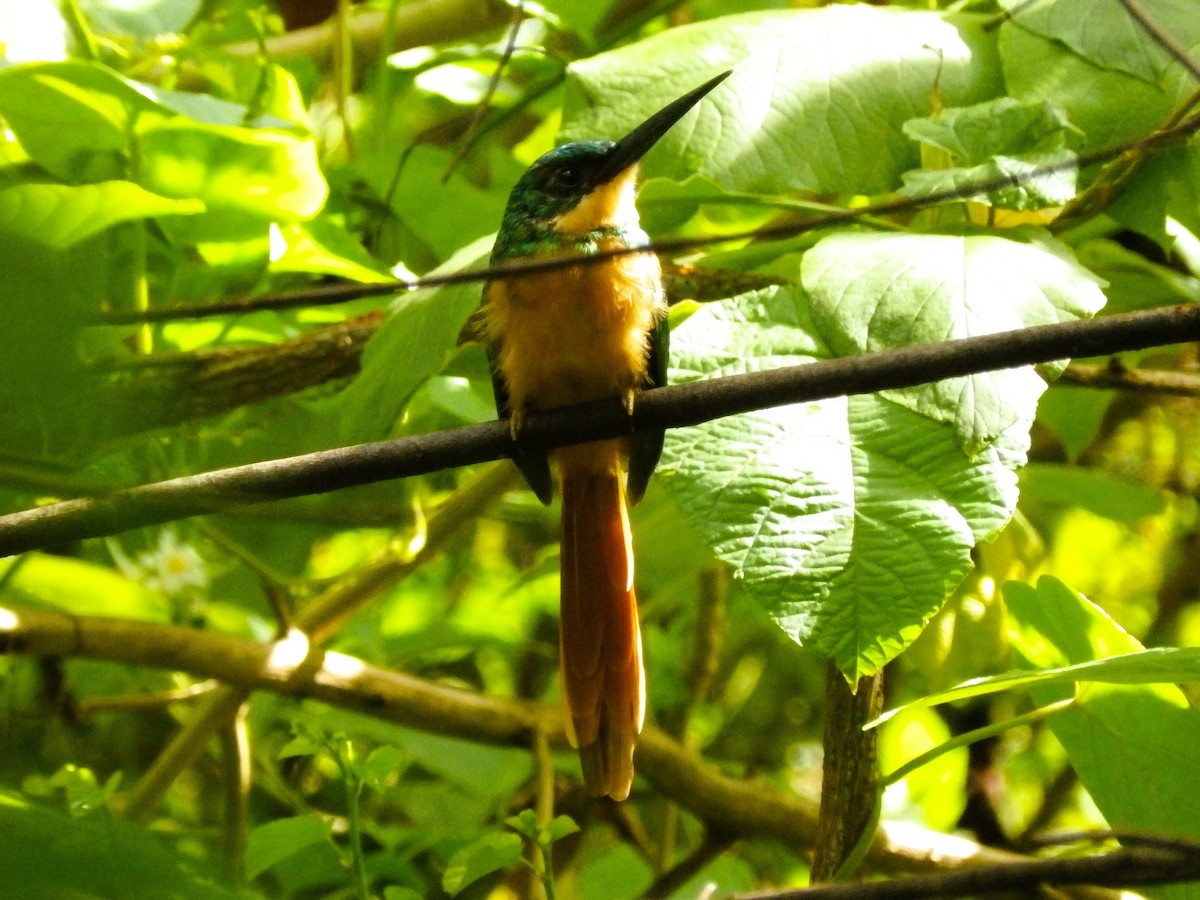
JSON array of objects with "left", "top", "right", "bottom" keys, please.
[
  {"left": 508, "top": 409, "right": 526, "bottom": 441},
  {"left": 622, "top": 390, "right": 637, "bottom": 417}
]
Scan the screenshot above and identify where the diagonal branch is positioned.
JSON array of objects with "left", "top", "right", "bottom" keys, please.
[
  {"left": 4, "top": 301, "right": 1200, "bottom": 557},
  {"left": 731, "top": 843, "right": 1200, "bottom": 899},
  {"left": 0, "top": 601, "right": 1132, "bottom": 898},
  {"left": 118, "top": 461, "right": 518, "bottom": 819},
  {"left": 89, "top": 112, "right": 1200, "bottom": 326}
]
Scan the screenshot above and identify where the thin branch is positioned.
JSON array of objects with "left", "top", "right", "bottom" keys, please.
[
  {"left": 74, "top": 680, "right": 219, "bottom": 718},
  {"left": 6, "top": 301, "right": 1200, "bottom": 557},
  {"left": 729, "top": 843, "right": 1200, "bottom": 899},
  {"left": 1058, "top": 361, "right": 1200, "bottom": 395},
  {"left": 218, "top": 709, "right": 251, "bottom": 887},
  {"left": 118, "top": 462, "right": 517, "bottom": 819},
  {"left": 221, "top": 0, "right": 513, "bottom": 61},
  {"left": 1115, "top": 0, "right": 1200, "bottom": 83},
  {"left": 442, "top": 0, "right": 526, "bottom": 181},
  {"left": 88, "top": 113, "right": 1200, "bottom": 326}
]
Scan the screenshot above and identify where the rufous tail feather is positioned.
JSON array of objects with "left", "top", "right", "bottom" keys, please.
[{"left": 559, "top": 467, "right": 645, "bottom": 801}]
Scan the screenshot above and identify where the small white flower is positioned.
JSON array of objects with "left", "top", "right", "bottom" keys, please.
[{"left": 110, "top": 530, "right": 208, "bottom": 597}]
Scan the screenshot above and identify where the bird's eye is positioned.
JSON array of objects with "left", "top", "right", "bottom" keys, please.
[{"left": 552, "top": 167, "right": 583, "bottom": 194}]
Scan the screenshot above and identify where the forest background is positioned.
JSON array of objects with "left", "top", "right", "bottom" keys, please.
[{"left": 2, "top": 0, "right": 1200, "bottom": 898}]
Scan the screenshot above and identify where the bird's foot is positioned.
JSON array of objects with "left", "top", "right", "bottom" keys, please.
[
  {"left": 622, "top": 390, "right": 637, "bottom": 417},
  {"left": 508, "top": 408, "right": 526, "bottom": 441}
]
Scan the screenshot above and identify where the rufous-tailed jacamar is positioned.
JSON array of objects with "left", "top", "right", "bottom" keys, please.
[{"left": 483, "top": 71, "right": 731, "bottom": 800}]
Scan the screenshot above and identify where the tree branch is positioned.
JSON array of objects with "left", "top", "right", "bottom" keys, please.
[
  {"left": 222, "top": 0, "right": 513, "bottom": 61},
  {"left": 1058, "top": 361, "right": 1200, "bottom": 396},
  {"left": 88, "top": 112, "right": 1200, "bottom": 326},
  {"left": 5, "top": 302, "right": 1200, "bottom": 557},
  {"left": 730, "top": 842, "right": 1200, "bottom": 899},
  {"left": 118, "top": 461, "right": 518, "bottom": 818},
  {"left": 1115, "top": 0, "right": 1200, "bottom": 83},
  {"left": 0, "top": 602, "right": 1134, "bottom": 897}
]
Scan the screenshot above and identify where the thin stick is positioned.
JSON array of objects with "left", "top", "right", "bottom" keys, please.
[{"left": 7, "top": 301, "right": 1200, "bottom": 557}]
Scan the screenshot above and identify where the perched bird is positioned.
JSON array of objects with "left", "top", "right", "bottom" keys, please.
[{"left": 482, "top": 71, "right": 731, "bottom": 800}]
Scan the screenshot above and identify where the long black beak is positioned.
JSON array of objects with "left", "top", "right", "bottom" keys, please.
[{"left": 595, "top": 69, "right": 732, "bottom": 184}]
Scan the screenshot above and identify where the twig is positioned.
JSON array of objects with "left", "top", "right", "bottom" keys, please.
[
  {"left": 221, "top": 0, "right": 513, "bottom": 61},
  {"left": 729, "top": 843, "right": 1200, "bottom": 898},
  {"left": 7, "top": 301, "right": 1200, "bottom": 557},
  {"left": 1057, "top": 361, "right": 1200, "bottom": 396},
  {"left": 74, "top": 680, "right": 219, "bottom": 718},
  {"left": 1115, "top": 0, "right": 1200, "bottom": 83},
  {"left": 218, "top": 709, "right": 251, "bottom": 887},
  {"left": 88, "top": 113, "right": 1200, "bottom": 326},
  {"left": 442, "top": 0, "right": 526, "bottom": 181},
  {"left": 117, "top": 462, "right": 517, "bottom": 819}
]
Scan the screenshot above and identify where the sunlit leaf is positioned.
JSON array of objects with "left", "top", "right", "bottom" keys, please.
[
  {"left": 562, "top": 6, "right": 1003, "bottom": 194},
  {"left": 0, "top": 60, "right": 327, "bottom": 243},
  {"left": 245, "top": 815, "right": 331, "bottom": 880},
  {"left": 0, "top": 182, "right": 203, "bottom": 248},
  {"left": 1, "top": 554, "right": 167, "bottom": 621},
  {"left": 999, "top": 15, "right": 1191, "bottom": 149},
  {"left": 899, "top": 152, "right": 1078, "bottom": 211},
  {"left": 1004, "top": 577, "right": 1200, "bottom": 849},
  {"left": 878, "top": 707, "right": 967, "bottom": 831},
  {"left": 904, "top": 96, "right": 1078, "bottom": 161},
  {"left": 337, "top": 236, "right": 490, "bottom": 443},
  {"left": 998, "top": 0, "right": 1199, "bottom": 83},
  {"left": 660, "top": 285, "right": 1027, "bottom": 679},
  {"left": 802, "top": 231, "right": 1106, "bottom": 453}
]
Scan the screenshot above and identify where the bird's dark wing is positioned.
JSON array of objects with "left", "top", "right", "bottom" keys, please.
[
  {"left": 627, "top": 313, "right": 668, "bottom": 505},
  {"left": 484, "top": 297, "right": 555, "bottom": 506}
]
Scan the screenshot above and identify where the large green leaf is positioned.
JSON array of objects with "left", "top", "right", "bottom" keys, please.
[
  {"left": 660, "top": 288, "right": 1016, "bottom": 679},
  {"left": 900, "top": 96, "right": 1082, "bottom": 211},
  {"left": 442, "top": 832, "right": 523, "bottom": 897},
  {"left": 661, "top": 232, "right": 1104, "bottom": 679},
  {"left": 0, "top": 182, "right": 203, "bottom": 249},
  {"left": 560, "top": 7, "right": 1003, "bottom": 195},
  {"left": 903, "top": 97, "right": 1078, "bottom": 161},
  {"left": 337, "top": 237, "right": 491, "bottom": 443},
  {"left": 899, "top": 153, "right": 1079, "bottom": 212},
  {"left": 0, "top": 61, "right": 326, "bottom": 241},
  {"left": 801, "top": 232, "right": 1107, "bottom": 453},
  {"left": 998, "top": 4, "right": 1195, "bottom": 149},
  {"left": 245, "top": 815, "right": 331, "bottom": 880},
  {"left": 998, "top": 0, "right": 1200, "bottom": 83},
  {"left": 1004, "top": 577, "right": 1200, "bottom": 899}
]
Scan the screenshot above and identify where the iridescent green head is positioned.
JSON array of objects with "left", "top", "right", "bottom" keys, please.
[{"left": 492, "top": 70, "right": 732, "bottom": 260}]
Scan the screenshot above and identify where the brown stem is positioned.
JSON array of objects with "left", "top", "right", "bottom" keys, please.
[
  {"left": 811, "top": 663, "right": 885, "bottom": 882},
  {"left": 219, "top": 709, "right": 251, "bottom": 887}
]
